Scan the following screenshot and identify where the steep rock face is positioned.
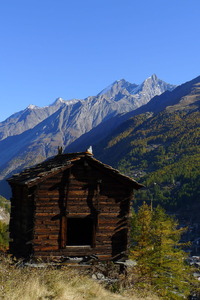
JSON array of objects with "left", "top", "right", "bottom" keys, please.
[
  {"left": 97, "top": 79, "right": 138, "bottom": 98},
  {"left": 97, "top": 74, "right": 175, "bottom": 109},
  {"left": 0, "top": 98, "right": 80, "bottom": 141},
  {"left": 130, "top": 74, "right": 175, "bottom": 105},
  {"left": 0, "top": 75, "right": 175, "bottom": 197},
  {"left": 93, "top": 75, "right": 200, "bottom": 167},
  {"left": 67, "top": 75, "right": 200, "bottom": 155},
  {"left": 0, "top": 75, "right": 175, "bottom": 142}
]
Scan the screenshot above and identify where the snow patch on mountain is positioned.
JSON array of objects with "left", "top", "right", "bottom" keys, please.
[
  {"left": 27, "top": 104, "right": 39, "bottom": 110},
  {"left": 51, "top": 97, "right": 81, "bottom": 106}
]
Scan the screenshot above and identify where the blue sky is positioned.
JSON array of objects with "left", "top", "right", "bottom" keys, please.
[{"left": 0, "top": 0, "right": 200, "bottom": 121}]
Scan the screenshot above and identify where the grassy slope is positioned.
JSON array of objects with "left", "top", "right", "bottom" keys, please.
[{"left": 0, "top": 255, "right": 159, "bottom": 300}]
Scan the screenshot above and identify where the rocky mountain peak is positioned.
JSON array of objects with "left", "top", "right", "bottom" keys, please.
[
  {"left": 27, "top": 104, "right": 38, "bottom": 110},
  {"left": 51, "top": 97, "right": 66, "bottom": 106},
  {"left": 146, "top": 73, "right": 158, "bottom": 82},
  {"left": 98, "top": 75, "right": 176, "bottom": 103},
  {"left": 129, "top": 74, "right": 176, "bottom": 105},
  {"left": 0, "top": 74, "right": 177, "bottom": 199},
  {"left": 97, "top": 79, "right": 137, "bottom": 98},
  {"left": 142, "top": 74, "right": 174, "bottom": 90}
]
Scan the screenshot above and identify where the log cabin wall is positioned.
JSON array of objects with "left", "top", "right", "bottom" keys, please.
[
  {"left": 8, "top": 153, "right": 142, "bottom": 261},
  {"left": 32, "top": 159, "right": 132, "bottom": 260}
]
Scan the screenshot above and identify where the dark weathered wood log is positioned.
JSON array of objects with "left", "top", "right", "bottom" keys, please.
[
  {"left": 34, "top": 245, "right": 59, "bottom": 251},
  {"left": 35, "top": 212, "right": 58, "bottom": 217},
  {"left": 34, "top": 230, "right": 59, "bottom": 235},
  {"left": 8, "top": 153, "right": 137, "bottom": 261}
]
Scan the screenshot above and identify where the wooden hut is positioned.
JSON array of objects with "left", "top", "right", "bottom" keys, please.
[{"left": 7, "top": 152, "right": 143, "bottom": 262}]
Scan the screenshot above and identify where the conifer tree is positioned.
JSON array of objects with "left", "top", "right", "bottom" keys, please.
[{"left": 130, "top": 203, "right": 198, "bottom": 299}]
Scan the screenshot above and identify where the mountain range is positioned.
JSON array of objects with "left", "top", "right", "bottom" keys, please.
[
  {"left": 0, "top": 74, "right": 175, "bottom": 197},
  {"left": 0, "top": 73, "right": 199, "bottom": 249},
  {"left": 93, "top": 75, "right": 200, "bottom": 221},
  {"left": 0, "top": 73, "right": 199, "bottom": 212}
]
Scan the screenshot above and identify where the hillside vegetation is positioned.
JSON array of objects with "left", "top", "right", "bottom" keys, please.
[
  {"left": 0, "top": 195, "right": 10, "bottom": 250},
  {"left": 130, "top": 203, "right": 199, "bottom": 299},
  {"left": 0, "top": 254, "right": 159, "bottom": 300},
  {"left": 95, "top": 108, "right": 200, "bottom": 212}
]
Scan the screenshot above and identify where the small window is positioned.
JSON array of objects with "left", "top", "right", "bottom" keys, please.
[{"left": 66, "top": 218, "right": 94, "bottom": 246}]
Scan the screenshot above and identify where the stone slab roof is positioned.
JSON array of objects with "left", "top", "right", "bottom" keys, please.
[{"left": 7, "top": 152, "right": 143, "bottom": 189}]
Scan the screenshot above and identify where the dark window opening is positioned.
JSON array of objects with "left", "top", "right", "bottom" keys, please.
[{"left": 67, "top": 218, "right": 94, "bottom": 246}]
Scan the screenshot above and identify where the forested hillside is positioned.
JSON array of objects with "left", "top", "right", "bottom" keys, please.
[{"left": 95, "top": 83, "right": 200, "bottom": 215}]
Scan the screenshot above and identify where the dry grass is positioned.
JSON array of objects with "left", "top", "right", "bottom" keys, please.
[{"left": 0, "top": 254, "right": 159, "bottom": 300}]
